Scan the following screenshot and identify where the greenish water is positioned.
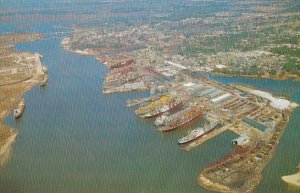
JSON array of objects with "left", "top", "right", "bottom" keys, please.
[
  {"left": 0, "top": 35, "right": 299, "bottom": 193},
  {"left": 0, "top": 2, "right": 300, "bottom": 191},
  {"left": 0, "top": 37, "right": 235, "bottom": 193}
]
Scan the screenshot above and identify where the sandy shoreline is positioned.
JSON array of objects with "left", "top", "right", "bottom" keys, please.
[
  {"left": 282, "top": 173, "right": 300, "bottom": 187},
  {"left": 282, "top": 164, "right": 300, "bottom": 188},
  {"left": 0, "top": 131, "right": 17, "bottom": 157}
]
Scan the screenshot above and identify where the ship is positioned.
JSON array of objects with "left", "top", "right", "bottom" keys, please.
[
  {"left": 126, "top": 97, "right": 150, "bottom": 108},
  {"left": 154, "top": 105, "right": 193, "bottom": 126},
  {"left": 141, "top": 99, "right": 182, "bottom": 118},
  {"left": 110, "top": 59, "right": 133, "bottom": 69},
  {"left": 155, "top": 115, "right": 168, "bottom": 126},
  {"left": 40, "top": 74, "right": 48, "bottom": 87},
  {"left": 14, "top": 98, "right": 25, "bottom": 119},
  {"left": 158, "top": 105, "right": 204, "bottom": 132},
  {"left": 178, "top": 120, "right": 219, "bottom": 144},
  {"left": 135, "top": 95, "right": 172, "bottom": 116}
]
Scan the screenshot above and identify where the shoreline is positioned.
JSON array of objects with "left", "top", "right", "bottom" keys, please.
[
  {"left": 61, "top": 39, "right": 150, "bottom": 94},
  {"left": 0, "top": 33, "right": 47, "bottom": 168},
  {"left": 282, "top": 163, "right": 300, "bottom": 188},
  {"left": 0, "top": 131, "right": 17, "bottom": 158},
  {"left": 282, "top": 172, "right": 300, "bottom": 188}
]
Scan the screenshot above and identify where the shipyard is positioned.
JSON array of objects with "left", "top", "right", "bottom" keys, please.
[
  {"left": 122, "top": 62, "right": 298, "bottom": 192},
  {"left": 70, "top": 40, "right": 298, "bottom": 192},
  {"left": 62, "top": 17, "right": 299, "bottom": 191},
  {"left": 1, "top": 0, "right": 300, "bottom": 193}
]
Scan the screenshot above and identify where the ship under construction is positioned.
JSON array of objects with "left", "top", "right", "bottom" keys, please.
[
  {"left": 140, "top": 98, "right": 182, "bottom": 118},
  {"left": 158, "top": 105, "right": 204, "bottom": 132},
  {"left": 135, "top": 95, "right": 173, "bottom": 116}
]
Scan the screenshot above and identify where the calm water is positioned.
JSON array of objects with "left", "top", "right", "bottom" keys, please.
[
  {"left": 0, "top": 7, "right": 300, "bottom": 193},
  {"left": 0, "top": 35, "right": 299, "bottom": 193}
]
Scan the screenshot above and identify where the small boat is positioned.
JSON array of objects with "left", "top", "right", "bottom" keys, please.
[
  {"left": 14, "top": 98, "right": 25, "bottom": 119},
  {"left": 40, "top": 74, "right": 48, "bottom": 87}
]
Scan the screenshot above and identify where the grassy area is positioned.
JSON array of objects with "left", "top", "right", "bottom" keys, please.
[
  {"left": 282, "top": 58, "right": 300, "bottom": 75},
  {"left": 271, "top": 46, "right": 300, "bottom": 57}
]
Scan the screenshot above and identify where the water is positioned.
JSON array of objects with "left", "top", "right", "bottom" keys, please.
[
  {"left": 1, "top": 3, "right": 300, "bottom": 193},
  {"left": 0, "top": 36, "right": 236, "bottom": 193},
  {"left": 0, "top": 36, "right": 299, "bottom": 193}
]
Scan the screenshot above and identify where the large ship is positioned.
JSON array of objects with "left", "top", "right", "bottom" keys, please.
[
  {"left": 126, "top": 95, "right": 161, "bottom": 108},
  {"left": 135, "top": 95, "right": 172, "bottom": 116},
  {"left": 141, "top": 99, "right": 182, "bottom": 118},
  {"left": 110, "top": 59, "right": 134, "bottom": 69},
  {"left": 14, "top": 98, "right": 25, "bottom": 119},
  {"left": 158, "top": 105, "right": 204, "bottom": 132},
  {"left": 154, "top": 104, "right": 190, "bottom": 126},
  {"left": 155, "top": 115, "right": 169, "bottom": 126},
  {"left": 178, "top": 120, "right": 219, "bottom": 144}
]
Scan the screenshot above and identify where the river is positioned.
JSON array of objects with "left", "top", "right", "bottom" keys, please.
[{"left": 0, "top": 12, "right": 300, "bottom": 193}]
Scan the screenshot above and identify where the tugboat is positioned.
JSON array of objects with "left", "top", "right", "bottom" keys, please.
[{"left": 14, "top": 98, "right": 25, "bottom": 119}]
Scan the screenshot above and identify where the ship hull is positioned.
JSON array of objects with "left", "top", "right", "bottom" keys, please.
[
  {"left": 178, "top": 128, "right": 215, "bottom": 145},
  {"left": 142, "top": 102, "right": 183, "bottom": 119},
  {"left": 161, "top": 112, "right": 203, "bottom": 132}
]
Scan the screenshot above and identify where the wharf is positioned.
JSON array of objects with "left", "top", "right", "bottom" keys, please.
[{"left": 181, "top": 123, "right": 233, "bottom": 152}]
